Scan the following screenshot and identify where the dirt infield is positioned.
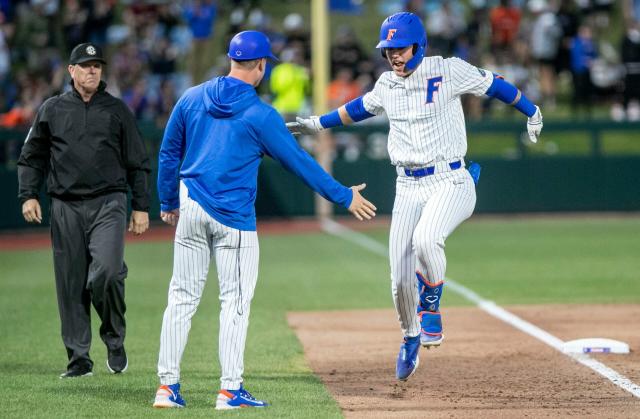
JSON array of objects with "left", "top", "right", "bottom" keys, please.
[{"left": 288, "top": 305, "right": 640, "bottom": 418}]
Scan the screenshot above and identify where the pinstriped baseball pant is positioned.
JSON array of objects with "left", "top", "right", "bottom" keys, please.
[
  {"left": 157, "top": 182, "right": 259, "bottom": 390},
  {"left": 390, "top": 167, "right": 476, "bottom": 337}
]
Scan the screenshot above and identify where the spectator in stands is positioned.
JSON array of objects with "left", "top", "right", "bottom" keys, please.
[
  {"left": 183, "top": 0, "right": 218, "bottom": 83},
  {"left": 626, "top": 0, "right": 640, "bottom": 26},
  {"left": 490, "top": 0, "right": 521, "bottom": 58},
  {"left": 109, "top": 40, "right": 148, "bottom": 95},
  {"left": 0, "top": 11, "right": 9, "bottom": 85},
  {"left": 148, "top": 37, "right": 178, "bottom": 77},
  {"left": 331, "top": 25, "right": 368, "bottom": 78},
  {"left": 122, "top": 78, "right": 150, "bottom": 121},
  {"left": 327, "top": 67, "right": 361, "bottom": 110},
  {"left": 570, "top": 25, "right": 597, "bottom": 118},
  {"left": 425, "top": 1, "right": 466, "bottom": 57},
  {"left": 153, "top": 78, "right": 177, "bottom": 128},
  {"left": 87, "top": 0, "right": 114, "bottom": 46},
  {"left": 529, "top": 0, "right": 562, "bottom": 109},
  {"left": 270, "top": 46, "right": 309, "bottom": 122},
  {"left": 555, "top": 0, "right": 580, "bottom": 77},
  {"left": 621, "top": 23, "right": 640, "bottom": 121},
  {"left": 62, "top": 0, "right": 89, "bottom": 52},
  {"left": 283, "top": 13, "right": 310, "bottom": 65}
]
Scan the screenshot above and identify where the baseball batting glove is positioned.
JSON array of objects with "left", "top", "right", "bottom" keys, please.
[
  {"left": 527, "top": 105, "right": 543, "bottom": 143},
  {"left": 286, "top": 116, "right": 324, "bottom": 136}
]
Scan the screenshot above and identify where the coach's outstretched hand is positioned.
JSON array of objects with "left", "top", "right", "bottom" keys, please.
[
  {"left": 527, "top": 106, "right": 543, "bottom": 143},
  {"left": 348, "top": 184, "right": 377, "bottom": 221},
  {"left": 286, "top": 116, "right": 324, "bottom": 136}
]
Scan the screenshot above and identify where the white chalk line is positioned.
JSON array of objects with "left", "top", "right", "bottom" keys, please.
[{"left": 320, "top": 218, "right": 640, "bottom": 399}]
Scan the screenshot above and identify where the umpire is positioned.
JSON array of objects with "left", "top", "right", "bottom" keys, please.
[{"left": 17, "top": 43, "right": 151, "bottom": 378}]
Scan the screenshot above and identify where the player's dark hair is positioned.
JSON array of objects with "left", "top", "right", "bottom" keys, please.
[{"left": 231, "top": 58, "right": 261, "bottom": 70}]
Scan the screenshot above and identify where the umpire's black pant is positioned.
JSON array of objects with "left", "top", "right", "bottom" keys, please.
[{"left": 50, "top": 192, "right": 128, "bottom": 370}]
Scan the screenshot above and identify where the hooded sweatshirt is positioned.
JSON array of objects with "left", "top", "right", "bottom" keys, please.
[{"left": 157, "top": 76, "right": 352, "bottom": 231}]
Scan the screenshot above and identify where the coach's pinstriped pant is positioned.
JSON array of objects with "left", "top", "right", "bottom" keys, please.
[
  {"left": 390, "top": 165, "right": 476, "bottom": 337},
  {"left": 158, "top": 182, "right": 259, "bottom": 390}
]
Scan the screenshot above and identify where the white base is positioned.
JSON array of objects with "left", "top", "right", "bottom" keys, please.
[{"left": 562, "top": 338, "right": 630, "bottom": 354}]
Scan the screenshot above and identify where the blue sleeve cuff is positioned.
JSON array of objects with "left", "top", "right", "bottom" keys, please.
[
  {"left": 160, "top": 200, "right": 180, "bottom": 212},
  {"left": 514, "top": 95, "right": 536, "bottom": 117},
  {"left": 486, "top": 75, "right": 536, "bottom": 117},
  {"left": 319, "top": 110, "right": 343, "bottom": 129},
  {"left": 345, "top": 96, "right": 375, "bottom": 122}
]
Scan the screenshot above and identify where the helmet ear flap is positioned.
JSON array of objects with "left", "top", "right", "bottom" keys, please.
[{"left": 380, "top": 48, "right": 387, "bottom": 59}]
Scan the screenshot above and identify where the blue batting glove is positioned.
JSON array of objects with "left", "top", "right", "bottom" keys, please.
[{"left": 467, "top": 162, "right": 481, "bottom": 185}]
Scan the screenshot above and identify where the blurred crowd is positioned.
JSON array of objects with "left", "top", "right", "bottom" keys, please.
[
  {"left": 0, "top": 0, "right": 639, "bottom": 134},
  {"left": 410, "top": 0, "right": 640, "bottom": 122}
]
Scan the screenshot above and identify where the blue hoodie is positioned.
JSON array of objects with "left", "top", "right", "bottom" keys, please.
[{"left": 157, "top": 76, "right": 353, "bottom": 231}]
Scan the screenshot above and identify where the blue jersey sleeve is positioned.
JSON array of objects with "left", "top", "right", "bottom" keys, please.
[
  {"left": 157, "top": 98, "right": 186, "bottom": 211},
  {"left": 259, "top": 109, "right": 353, "bottom": 209}
]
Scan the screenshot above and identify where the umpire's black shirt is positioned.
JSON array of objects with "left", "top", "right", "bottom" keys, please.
[{"left": 17, "top": 81, "right": 151, "bottom": 211}]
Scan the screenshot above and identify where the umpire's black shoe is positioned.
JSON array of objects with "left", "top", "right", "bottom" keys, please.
[
  {"left": 60, "top": 363, "right": 93, "bottom": 379},
  {"left": 107, "top": 346, "right": 128, "bottom": 374}
]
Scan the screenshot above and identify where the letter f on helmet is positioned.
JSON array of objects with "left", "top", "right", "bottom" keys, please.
[
  {"left": 386, "top": 29, "right": 397, "bottom": 40},
  {"left": 376, "top": 12, "right": 427, "bottom": 72}
]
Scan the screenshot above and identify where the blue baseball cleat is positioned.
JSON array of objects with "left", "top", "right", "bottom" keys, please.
[
  {"left": 215, "top": 384, "right": 268, "bottom": 410},
  {"left": 396, "top": 335, "right": 420, "bottom": 381},
  {"left": 419, "top": 311, "right": 444, "bottom": 348},
  {"left": 153, "top": 383, "right": 186, "bottom": 408}
]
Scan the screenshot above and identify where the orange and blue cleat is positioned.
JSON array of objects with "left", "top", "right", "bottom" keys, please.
[
  {"left": 215, "top": 385, "right": 268, "bottom": 410},
  {"left": 153, "top": 383, "right": 186, "bottom": 408}
]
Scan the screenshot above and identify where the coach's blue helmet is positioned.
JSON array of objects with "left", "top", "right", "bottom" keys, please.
[
  {"left": 227, "top": 30, "right": 278, "bottom": 61},
  {"left": 376, "top": 12, "right": 427, "bottom": 72}
]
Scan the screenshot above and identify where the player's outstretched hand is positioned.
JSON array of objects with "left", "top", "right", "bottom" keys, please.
[
  {"left": 129, "top": 210, "right": 149, "bottom": 235},
  {"left": 348, "top": 184, "right": 377, "bottom": 221},
  {"left": 160, "top": 209, "right": 180, "bottom": 226},
  {"left": 285, "top": 116, "right": 324, "bottom": 136},
  {"left": 527, "top": 105, "right": 543, "bottom": 143}
]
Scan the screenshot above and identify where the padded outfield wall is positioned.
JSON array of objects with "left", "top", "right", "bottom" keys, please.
[{"left": 1, "top": 120, "right": 639, "bottom": 230}]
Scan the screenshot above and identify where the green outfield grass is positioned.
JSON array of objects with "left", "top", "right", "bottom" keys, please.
[{"left": 1, "top": 217, "right": 639, "bottom": 417}]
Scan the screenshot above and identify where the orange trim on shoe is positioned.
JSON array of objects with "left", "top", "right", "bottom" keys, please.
[
  {"left": 219, "top": 389, "right": 235, "bottom": 399},
  {"left": 157, "top": 385, "right": 172, "bottom": 395}
]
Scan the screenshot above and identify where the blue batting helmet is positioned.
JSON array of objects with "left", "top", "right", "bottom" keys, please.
[
  {"left": 227, "top": 30, "right": 279, "bottom": 61},
  {"left": 376, "top": 12, "right": 427, "bottom": 72}
]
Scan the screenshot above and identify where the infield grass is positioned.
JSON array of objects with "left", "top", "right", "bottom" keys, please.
[{"left": 1, "top": 216, "right": 639, "bottom": 417}]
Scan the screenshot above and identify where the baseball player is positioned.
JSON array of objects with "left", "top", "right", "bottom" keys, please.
[
  {"left": 152, "top": 30, "right": 376, "bottom": 409},
  {"left": 288, "top": 12, "right": 542, "bottom": 381}
]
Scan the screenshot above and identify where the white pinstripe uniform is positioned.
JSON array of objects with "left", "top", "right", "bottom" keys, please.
[
  {"left": 157, "top": 182, "right": 259, "bottom": 390},
  {"left": 362, "top": 56, "right": 493, "bottom": 337}
]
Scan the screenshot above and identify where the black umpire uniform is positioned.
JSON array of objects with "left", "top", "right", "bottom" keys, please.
[{"left": 17, "top": 43, "right": 151, "bottom": 378}]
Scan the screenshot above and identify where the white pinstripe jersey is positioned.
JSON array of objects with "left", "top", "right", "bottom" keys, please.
[{"left": 363, "top": 56, "right": 494, "bottom": 168}]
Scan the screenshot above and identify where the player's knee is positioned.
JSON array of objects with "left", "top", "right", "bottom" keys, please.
[{"left": 413, "top": 235, "right": 444, "bottom": 260}]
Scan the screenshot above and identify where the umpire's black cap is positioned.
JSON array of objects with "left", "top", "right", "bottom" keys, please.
[{"left": 69, "top": 43, "right": 107, "bottom": 65}]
